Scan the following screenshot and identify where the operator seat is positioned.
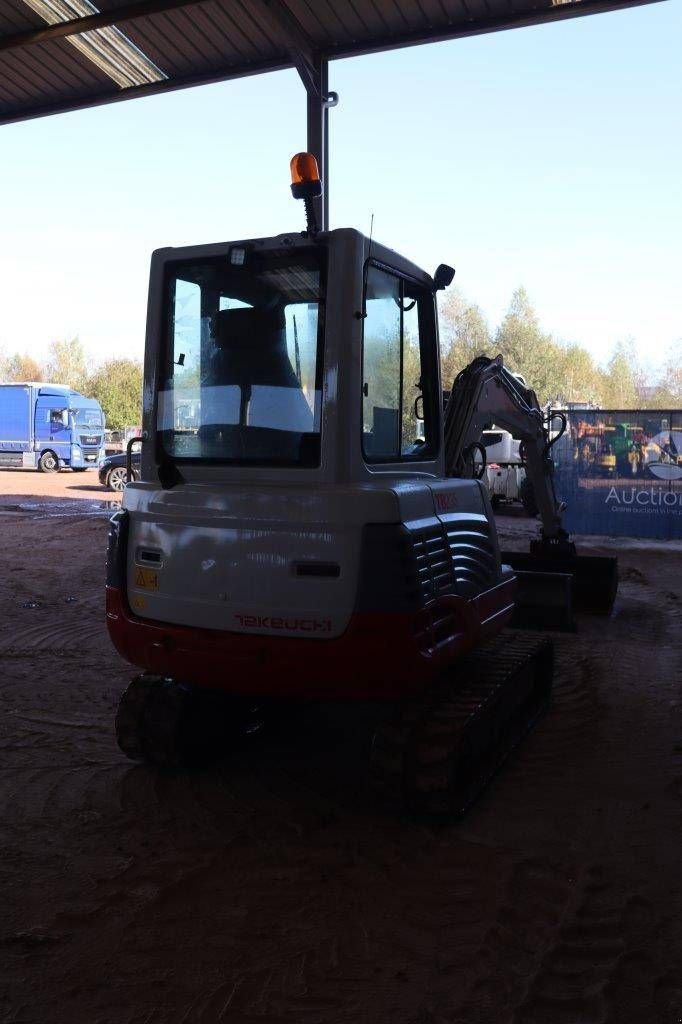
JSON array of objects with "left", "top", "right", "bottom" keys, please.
[{"left": 199, "top": 306, "right": 315, "bottom": 461}]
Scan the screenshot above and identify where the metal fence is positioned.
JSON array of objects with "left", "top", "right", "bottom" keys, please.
[{"left": 551, "top": 409, "right": 682, "bottom": 540}]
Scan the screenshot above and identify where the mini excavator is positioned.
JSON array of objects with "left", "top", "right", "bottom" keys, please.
[{"left": 106, "top": 153, "right": 617, "bottom": 816}]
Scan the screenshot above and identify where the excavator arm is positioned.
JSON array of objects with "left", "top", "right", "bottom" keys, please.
[
  {"left": 444, "top": 354, "right": 565, "bottom": 540},
  {"left": 443, "top": 354, "right": 618, "bottom": 619}
]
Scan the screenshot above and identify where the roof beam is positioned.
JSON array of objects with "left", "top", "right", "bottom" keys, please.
[
  {"left": 0, "top": 52, "right": 289, "bottom": 126},
  {"left": 0, "top": 0, "right": 665, "bottom": 127},
  {"left": 258, "top": 0, "right": 320, "bottom": 97},
  {"left": 0, "top": 0, "right": 209, "bottom": 54},
  {"left": 324, "top": 0, "right": 668, "bottom": 60},
  {"left": 0, "top": 0, "right": 664, "bottom": 61}
]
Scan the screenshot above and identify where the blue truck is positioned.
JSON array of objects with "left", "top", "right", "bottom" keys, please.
[{"left": 0, "top": 382, "right": 105, "bottom": 472}]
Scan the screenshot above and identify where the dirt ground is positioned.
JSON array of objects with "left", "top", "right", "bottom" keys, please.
[{"left": 1, "top": 469, "right": 681, "bottom": 1024}]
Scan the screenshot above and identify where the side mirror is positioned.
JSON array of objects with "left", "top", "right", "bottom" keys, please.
[{"left": 433, "top": 264, "right": 455, "bottom": 291}]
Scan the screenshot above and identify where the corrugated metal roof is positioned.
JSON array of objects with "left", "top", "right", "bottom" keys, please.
[{"left": 0, "top": 0, "right": 664, "bottom": 126}]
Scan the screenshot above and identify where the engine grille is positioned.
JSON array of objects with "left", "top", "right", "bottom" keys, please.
[
  {"left": 412, "top": 526, "right": 454, "bottom": 603},
  {"left": 410, "top": 513, "right": 498, "bottom": 604}
]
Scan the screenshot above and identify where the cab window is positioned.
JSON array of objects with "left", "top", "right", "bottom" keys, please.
[
  {"left": 362, "top": 262, "right": 438, "bottom": 462},
  {"left": 160, "top": 249, "right": 324, "bottom": 467},
  {"left": 42, "top": 408, "right": 67, "bottom": 431}
]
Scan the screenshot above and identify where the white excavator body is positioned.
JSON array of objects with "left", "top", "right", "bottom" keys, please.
[{"left": 107, "top": 154, "right": 615, "bottom": 811}]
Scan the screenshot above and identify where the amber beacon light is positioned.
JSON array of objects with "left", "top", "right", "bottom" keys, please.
[{"left": 290, "top": 152, "right": 322, "bottom": 200}]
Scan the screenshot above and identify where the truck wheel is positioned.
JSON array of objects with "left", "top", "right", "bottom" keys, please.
[
  {"left": 38, "top": 450, "right": 59, "bottom": 473},
  {"left": 519, "top": 476, "right": 538, "bottom": 517}
]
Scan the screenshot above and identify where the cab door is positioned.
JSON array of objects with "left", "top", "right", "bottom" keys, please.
[{"left": 35, "top": 403, "right": 71, "bottom": 464}]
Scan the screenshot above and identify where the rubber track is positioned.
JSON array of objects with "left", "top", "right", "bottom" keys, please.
[
  {"left": 115, "top": 675, "right": 195, "bottom": 768},
  {"left": 370, "top": 631, "right": 554, "bottom": 818},
  {"left": 115, "top": 676, "right": 269, "bottom": 769}
]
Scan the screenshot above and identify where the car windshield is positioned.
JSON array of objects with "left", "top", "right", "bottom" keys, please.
[
  {"left": 159, "top": 247, "right": 324, "bottom": 467},
  {"left": 73, "top": 409, "right": 103, "bottom": 429}
]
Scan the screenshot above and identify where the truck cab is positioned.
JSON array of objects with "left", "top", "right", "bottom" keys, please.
[
  {"left": 35, "top": 387, "right": 105, "bottom": 471},
  {"left": 0, "top": 382, "right": 105, "bottom": 471}
]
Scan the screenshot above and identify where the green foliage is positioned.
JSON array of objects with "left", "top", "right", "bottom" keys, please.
[
  {"left": 44, "top": 336, "right": 90, "bottom": 393},
  {"left": 1, "top": 352, "right": 44, "bottom": 382},
  {"left": 556, "top": 344, "right": 604, "bottom": 406},
  {"left": 402, "top": 331, "right": 423, "bottom": 446},
  {"left": 438, "top": 288, "right": 490, "bottom": 390},
  {"left": 87, "top": 359, "right": 143, "bottom": 431},
  {"left": 648, "top": 344, "right": 681, "bottom": 409},
  {"left": 363, "top": 326, "right": 400, "bottom": 426},
  {"left": 600, "top": 339, "right": 639, "bottom": 409},
  {"left": 494, "top": 287, "right": 561, "bottom": 403},
  {"left": 362, "top": 322, "right": 424, "bottom": 451},
  {"left": 0, "top": 295, "right": 676, "bottom": 436},
  {"left": 439, "top": 284, "right": 676, "bottom": 411}
]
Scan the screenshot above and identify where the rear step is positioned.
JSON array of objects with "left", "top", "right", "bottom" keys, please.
[
  {"left": 370, "top": 631, "right": 553, "bottom": 818},
  {"left": 502, "top": 548, "right": 618, "bottom": 616}
]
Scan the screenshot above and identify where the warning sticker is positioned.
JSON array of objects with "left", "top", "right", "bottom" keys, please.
[{"left": 134, "top": 567, "right": 159, "bottom": 591}]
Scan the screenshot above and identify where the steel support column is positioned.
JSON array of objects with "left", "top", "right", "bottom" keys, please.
[
  {"left": 305, "top": 57, "right": 331, "bottom": 232},
  {"left": 260, "top": 2, "right": 336, "bottom": 232}
]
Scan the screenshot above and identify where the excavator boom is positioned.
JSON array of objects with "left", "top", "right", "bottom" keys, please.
[{"left": 444, "top": 355, "right": 618, "bottom": 621}]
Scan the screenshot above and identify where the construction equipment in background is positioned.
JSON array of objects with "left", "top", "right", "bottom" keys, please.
[
  {"left": 106, "top": 153, "right": 617, "bottom": 817},
  {"left": 479, "top": 428, "right": 542, "bottom": 516},
  {"left": 574, "top": 419, "right": 652, "bottom": 478},
  {"left": 574, "top": 420, "right": 615, "bottom": 477}
]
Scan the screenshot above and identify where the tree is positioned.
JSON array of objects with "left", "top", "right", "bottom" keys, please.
[
  {"left": 555, "top": 344, "right": 604, "bottom": 406},
  {"left": 88, "top": 359, "right": 143, "bottom": 430},
  {"left": 494, "top": 287, "right": 560, "bottom": 404},
  {"left": 44, "top": 337, "right": 90, "bottom": 392},
  {"left": 1, "top": 352, "right": 44, "bottom": 381},
  {"left": 438, "top": 289, "right": 491, "bottom": 389},
  {"left": 601, "top": 339, "right": 639, "bottom": 408},
  {"left": 648, "top": 343, "right": 682, "bottom": 408}
]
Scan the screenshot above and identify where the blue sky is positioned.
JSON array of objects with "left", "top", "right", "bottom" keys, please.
[{"left": 0, "top": 0, "right": 679, "bottom": 378}]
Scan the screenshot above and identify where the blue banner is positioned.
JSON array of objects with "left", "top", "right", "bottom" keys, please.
[{"left": 552, "top": 409, "right": 682, "bottom": 540}]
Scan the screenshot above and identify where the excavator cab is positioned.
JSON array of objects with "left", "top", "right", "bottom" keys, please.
[
  {"left": 107, "top": 154, "right": 615, "bottom": 817},
  {"left": 148, "top": 234, "right": 445, "bottom": 476},
  {"left": 110, "top": 226, "right": 510, "bottom": 674}
]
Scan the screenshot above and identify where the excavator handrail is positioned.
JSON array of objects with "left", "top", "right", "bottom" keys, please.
[{"left": 544, "top": 410, "right": 567, "bottom": 454}]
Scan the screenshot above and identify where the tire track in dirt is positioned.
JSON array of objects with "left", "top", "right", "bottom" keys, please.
[
  {"left": 0, "top": 620, "right": 104, "bottom": 656},
  {"left": 0, "top": 763, "right": 123, "bottom": 825},
  {"left": 449, "top": 856, "right": 576, "bottom": 1023},
  {"left": 518, "top": 865, "right": 682, "bottom": 1024},
  {"left": 450, "top": 860, "right": 678, "bottom": 1024}
]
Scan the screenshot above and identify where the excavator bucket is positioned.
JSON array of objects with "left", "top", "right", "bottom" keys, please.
[
  {"left": 510, "top": 569, "right": 575, "bottom": 631},
  {"left": 502, "top": 547, "right": 618, "bottom": 619}
]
